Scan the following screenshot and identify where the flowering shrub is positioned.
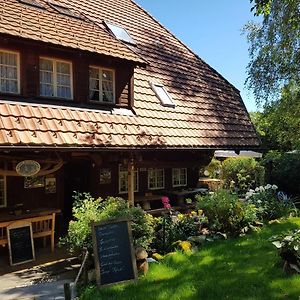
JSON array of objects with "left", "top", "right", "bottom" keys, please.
[
  {"left": 196, "top": 189, "right": 259, "bottom": 234},
  {"left": 245, "top": 184, "right": 296, "bottom": 221},
  {"left": 221, "top": 157, "right": 265, "bottom": 194},
  {"left": 60, "top": 192, "right": 155, "bottom": 253},
  {"left": 151, "top": 210, "right": 205, "bottom": 253}
]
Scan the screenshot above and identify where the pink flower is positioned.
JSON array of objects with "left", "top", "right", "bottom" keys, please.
[{"left": 161, "top": 196, "right": 171, "bottom": 209}]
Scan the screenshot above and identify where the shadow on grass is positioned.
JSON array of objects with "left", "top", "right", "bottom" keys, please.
[{"left": 81, "top": 218, "right": 300, "bottom": 300}]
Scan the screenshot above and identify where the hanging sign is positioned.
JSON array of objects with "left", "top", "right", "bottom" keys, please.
[{"left": 16, "top": 160, "right": 41, "bottom": 177}]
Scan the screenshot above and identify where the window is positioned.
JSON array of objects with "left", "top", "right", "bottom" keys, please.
[
  {"left": 150, "top": 82, "right": 175, "bottom": 108},
  {"left": 0, "top": 176, "right": 7, "bottom": 208},
  {"left": 172, "top": 168, "right": 187, "bottom": 187},
  {"left": 119, "top": 165, "right": 138, "bottom": 194},
  {"left": 104, "top": 21, "right": 136, "bottom": 45},
  {"left": 148, "top": 168, "right": 164, "bottom": 190},
  {"left": 0, "top": 50, "right": 20, "bottom": 94},
  {"left": 89, "top": 67, "right": 115, "bottom": 103},
  {"left": 39, "top": 57, "right": 73, "bottom": 99}
]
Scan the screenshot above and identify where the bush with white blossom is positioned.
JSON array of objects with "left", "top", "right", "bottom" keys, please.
[{"left": 245, "top": 184, "right": 296, "bottom": 221}]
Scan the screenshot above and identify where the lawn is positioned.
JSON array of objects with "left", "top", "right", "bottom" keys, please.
[{"left": 80, "top": 217, "right": 300, "bottom": 300}]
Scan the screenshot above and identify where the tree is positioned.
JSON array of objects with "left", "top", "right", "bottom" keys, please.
[
  {"left": 250, "top": 0, "right": 272, "bottom": 16},
  {"left": 245, "top": 0, "right": 300, "bottom": 104},
  {"left": 250, "top": 83, "right": 300, "bottom": 151}
]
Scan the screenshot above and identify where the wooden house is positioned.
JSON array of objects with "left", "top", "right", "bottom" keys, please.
[{"left": 0, "top": 0, "right": 260, "bottom": 229}]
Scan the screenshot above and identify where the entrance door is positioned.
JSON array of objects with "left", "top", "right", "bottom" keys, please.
[{"left": 63, "top": 160, "right": 91, "bottom": 222}]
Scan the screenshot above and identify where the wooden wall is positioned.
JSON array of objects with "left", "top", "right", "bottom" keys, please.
[
  {"left": 0, "top": 150, "right": 213, "bottom": 218},
  {"left": 0, "top": 34, "right": 134, "bottom": 108}
]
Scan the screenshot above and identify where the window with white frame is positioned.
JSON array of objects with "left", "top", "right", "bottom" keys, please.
[
  {"left": 172, "top": 168, "right": 187, "bottom": 187},
  {"left": 148, "top": 168, "right": 164, "bottom": 190},
  {"left": 89, "top": 67, "right": 115, "bottom": 103},
  {"left": 0, "top": 50, "right": 20, "bottom": 94},
  {"left": 0, "top": 176, "right": 7, "bottom": 208},
  {"left": 39, "top": 57, "right": 73, "bottom": 99},
  {"left": 119, "top": 165, "right": 138, "bottom": 194}
]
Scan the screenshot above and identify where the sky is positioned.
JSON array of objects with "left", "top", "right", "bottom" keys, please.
[{"left": 134, "top": 0, "right": 259, "bottom": 112}]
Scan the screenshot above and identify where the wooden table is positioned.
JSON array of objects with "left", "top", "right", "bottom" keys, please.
[
  {"left": 166, "top": 188, "right": 208, "bottom": 205},
  {"left": 134, "top": 195, "right": 164, "bottom": 210},
  {"left": 0, "top": 208, "right": 60, "bottom": 252}
]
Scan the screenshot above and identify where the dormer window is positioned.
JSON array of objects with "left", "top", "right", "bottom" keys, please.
[
  {"left": 0, "top": 50, "right": 20, "bottom": 94},
  {"left": 150, "top": 82, "right": 175, "bottom": 108},
  {"left": 39, "top": 57, "right": 73, "bottom": 99},
  {"left": 89, "top": 66, "right": 115, "bottom": 103},
  {"left": 104, "top": 21, "right": 136, "bottom": 45}
]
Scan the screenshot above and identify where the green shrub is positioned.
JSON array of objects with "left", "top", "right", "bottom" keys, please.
[
  {"left": 262, "top": 151, "right": 300, "bottom": 197},
  {"left": 196, "top": 189, "right": 258, "bottom": 234},
  {"left": 221, "top": 157, "right": 265, "bottom": 194},
  {"left": 204, "top": 158, "right": 222, "bottom": 179},
  {"left": 245, "top": 185, "right": 297, "bottom": 221},
  {"left": 151, "top": 211, "right": 204, "bottom": 253},
  {"left": 60, "top": 192, "right": 155, "bottom": 253},
  {"left": 271, "top": 229, "right": 300, "bottom": 273}
]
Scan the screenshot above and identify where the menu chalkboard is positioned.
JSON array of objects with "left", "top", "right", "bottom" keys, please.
[
  {"left": 7, "top": 222, "right": 35, "bottom": 266},
  {"left": 92, "top": 218, "right": 137, "bottom": 286}
]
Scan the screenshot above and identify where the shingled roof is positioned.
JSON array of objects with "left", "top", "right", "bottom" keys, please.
[{"left": 0, "top": 0, "right": 260, "bottom": 149}]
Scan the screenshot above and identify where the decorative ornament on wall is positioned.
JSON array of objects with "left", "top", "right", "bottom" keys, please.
[{"left": 16, "top": 160, "right": 41, "bottom": 177}]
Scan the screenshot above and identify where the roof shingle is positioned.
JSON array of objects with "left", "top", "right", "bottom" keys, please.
[{"left": 0, "top": 0, "right": 260, "bottom": 149}]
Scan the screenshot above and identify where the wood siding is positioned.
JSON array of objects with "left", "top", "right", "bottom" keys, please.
[{"left": 0, "top": 34, "right": 134, "bottom": 108}]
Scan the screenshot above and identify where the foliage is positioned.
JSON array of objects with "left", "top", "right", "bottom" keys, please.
[
  {"left": 271, "top": 229, "right": 300, "bottom": 273},
  {"left": 250, "top": 0, "right": 272, "bottom": 16},
  {"left": 221, "top": 157, "right": 265, "bottom": 194},
  {"left": 250, "top": 85, "right": 300, "bottom": 151},
  {"left": 262, "top": 151, "right": 300, "bottom": 197},
  {"left": 151, "top": 211, "right": 205, "bottom": 253},
  {"left": 204, "top": 158, "right": 222, "bottom": 179},
  {"left": 80, "top": 218, "right": 300, "bottom": 300},
  {"left": 196, "top": 189, "right": 258, "bottom": 234},
  {"left": 60, "top": 192, "right": 155, "bottom": 253},
  {"left": 245, "top": 0, "right": 300, "bottom": 104},
  {"left": 245, "top": 184, "right": 296, "bottom": 221}
]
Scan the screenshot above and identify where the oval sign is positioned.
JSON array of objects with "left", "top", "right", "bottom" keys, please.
[{"left": 16, "top": 160, "right": 41, "bottom": 177}]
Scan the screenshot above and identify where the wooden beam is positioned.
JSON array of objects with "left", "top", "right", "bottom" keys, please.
[{"left": 127, "top": 159, "right": 135, "bottom": 207}]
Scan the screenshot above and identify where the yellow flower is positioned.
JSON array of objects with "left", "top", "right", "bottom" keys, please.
[
  {"left": 178, "top": 213, "right": 185, "bottom": 220},
  {"left": 190, "top": 211, "right": 197, "bottom": 216},
  {"left": 152, "top": 253, "right": 164, "bottom": 261},
  {"left": 198, "top": 209, "right": 203, "bottom": 216},
  {"left": 179, "top": 240, "right": 192, "bottom": 252}
]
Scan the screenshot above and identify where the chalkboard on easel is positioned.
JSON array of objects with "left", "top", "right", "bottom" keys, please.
[
  {"left": 7, "top": 221, "right": 35, "bottom": 266},
  {"left": 91, "top": 218, "right": 137, "bottom": 287}
]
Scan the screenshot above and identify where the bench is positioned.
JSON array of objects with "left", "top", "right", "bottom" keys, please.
[{"left": 0, "top": 211, "right": 58, "bottom": 252}]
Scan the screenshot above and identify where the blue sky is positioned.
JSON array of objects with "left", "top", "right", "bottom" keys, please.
[{"left": 135, "top": 0, "right": 259, "bottom": 112}]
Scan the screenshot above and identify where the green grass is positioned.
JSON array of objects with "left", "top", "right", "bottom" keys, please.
[{"left": 80, "top": 218, "right": 300, "bottom": 300}]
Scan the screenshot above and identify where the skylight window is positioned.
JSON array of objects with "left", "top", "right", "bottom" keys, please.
[
  {"left": 150, "top": 82, "right": 175, "bottom": 108},
  {"left": 48, "top": 1, "right": 82, "bottom": 19},
  {"left": 18, "top": 0, "right": 45, "bottom": 9},
  {"left": 104, "top": 21, "right": 136, "bottom": 45}
]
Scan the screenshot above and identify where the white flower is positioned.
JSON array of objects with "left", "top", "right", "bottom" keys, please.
[
  {"left": 257, "top": 200, "right": 262, "bottom": 204},
  {"left": 249, "top": 189, "right": 255, "bottom": 193},
  {"left": 259, "top": 186, "right": 265, "bottom": 192},
  {"left": 272, "top": 185, "right": 278, "bottom": 190},
  {"left": 265, "top": 184, "right": 271, "bottom": 190},
  {"left": 255, "top": 187, "right": 260, "bottom": 192}
]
